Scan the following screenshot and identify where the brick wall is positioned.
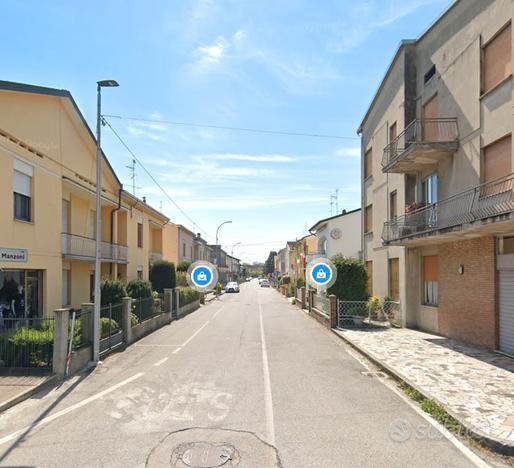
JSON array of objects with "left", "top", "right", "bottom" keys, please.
[{"left": 439, "top": 236, "right": 497, "bottom": 349}]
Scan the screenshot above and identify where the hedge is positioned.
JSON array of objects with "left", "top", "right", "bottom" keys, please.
[
  {"left": 177, "top": 261, "right": 192, "bottom": 272},
  {"left": 179, "top": 287, "right": 200, "bottom": 306},
  {"left": 101, "top": 278, "right": 126, "bottom": 306},
  {"left": 327, "top": 255, "right": 368, "bottom": 301},
  {"left": 150, "top": 260, "right": 176, "bottom": 292},
  {"left": 126, "top": 278, "right": 153, "bottom": 299}
]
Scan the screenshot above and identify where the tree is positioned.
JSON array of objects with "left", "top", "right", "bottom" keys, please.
[
  {"left": 150, "top": 260, "right": 176, "bottom": 293},
  {"left": 177, "top": 261, "right": 192, "bottom": 272},
  {"left": 263, "top": 251, "right": 277, "bottom": 275},
  {"left": 327, "top": 255, "right": 368, "bottom": 301}
]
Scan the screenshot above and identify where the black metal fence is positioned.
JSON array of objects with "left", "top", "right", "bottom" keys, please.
[
  {"left": 100, "top": 303, "right": 123, "bottom": 339},
  {"left": 68, "top": 308, "right": 92, "bottom": 350},
  {"left": 132, "top": 295, "right": 163, "bottom": 325},
  {"left": 0, "top": 317, "right": 54, "bottom": 371}
]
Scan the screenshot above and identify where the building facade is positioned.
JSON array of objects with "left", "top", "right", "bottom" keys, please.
[
  {"left": 359, "top": 0, "right": 513, "bottom": 351},
  {"left": 309, "top": 208, "right": 361, "bottom": 259},
  {"left": 0, "top": 81, "right": 168, "bottom": 317}
]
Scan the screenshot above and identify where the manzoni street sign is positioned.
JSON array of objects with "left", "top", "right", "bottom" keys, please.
[{"left": 0, "top": 248, "right": 28, "bottom": 262}]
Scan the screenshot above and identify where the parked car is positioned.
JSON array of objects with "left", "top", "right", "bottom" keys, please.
[
  {"left": 260, "top": 279, "right": 270, "bottom": 288},
  {"left": 225, "top": 281, "right": 240, "bottom": 293}
]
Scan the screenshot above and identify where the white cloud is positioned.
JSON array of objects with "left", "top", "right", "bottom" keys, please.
[
  {"left": 127, "top": 125, "right": 166, "bottom": 142},
  {"left": 336, "top": 147, "right": 361, "bottom": 158},
  {"left": 194, "top": 37, "right": 227, "bottom": 66}
]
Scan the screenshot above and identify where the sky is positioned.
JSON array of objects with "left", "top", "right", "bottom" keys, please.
[{"left": 3, "top": 0, "right": 452, "bottom": 263}]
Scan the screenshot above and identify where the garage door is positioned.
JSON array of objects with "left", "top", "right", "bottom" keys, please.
[{"left": 499, "top": 269, "right": 514, "bottom": 355}]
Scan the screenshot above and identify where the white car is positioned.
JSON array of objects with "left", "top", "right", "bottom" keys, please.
[
  {"left": 225, "top": 281, "right": 240, "bottom": 293},
  {"left": 260, "top": 279, "right": 270, "bottom": 288}
]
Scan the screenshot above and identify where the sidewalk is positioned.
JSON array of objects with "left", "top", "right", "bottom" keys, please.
[
  {"left": 333, "top": 326, "right": 514, "bottom": 453},
  {"left": 0, "top": 373, "right": 55, "bottom": 413}
]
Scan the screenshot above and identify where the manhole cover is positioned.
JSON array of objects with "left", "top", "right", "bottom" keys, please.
[{"left": 175, "top": 442, "right": 236, "bottom": 467}]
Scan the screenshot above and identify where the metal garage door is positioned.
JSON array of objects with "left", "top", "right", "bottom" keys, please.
[{"left": 499, "top": 269, "right": 514, "bottom": 355}]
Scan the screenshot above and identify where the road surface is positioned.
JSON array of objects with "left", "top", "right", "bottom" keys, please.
[{"left": 0, "top": 281, "right": 484, "bottom": 467}]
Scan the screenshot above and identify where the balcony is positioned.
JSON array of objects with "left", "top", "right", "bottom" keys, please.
[
  {"left": 382, "top": 174, "right": 514, "bottom": 244},
  {"left": 149, "top": 251, "right": 163, "bottom": 264},
  {"left": 61, "top": 233, "right": 128, "bottom": 263},
  {"left": 382, "top": 118, "right": 459, "bottom": 173}
]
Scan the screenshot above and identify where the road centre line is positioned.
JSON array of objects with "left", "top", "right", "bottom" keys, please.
[
  {"left": 212, "top": 306, "right": 224, "bottom": 319},
  {"left": 0, "top": 372, "right": 144, "bottom": 447},
  {"left": 153, "top": 357, "right": 168, "bottom": 367},
  {"left": 258, "top": 300, "right": 276, "bottom": 447}
]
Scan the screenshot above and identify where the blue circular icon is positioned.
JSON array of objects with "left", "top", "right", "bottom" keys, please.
[
  {"left": 311, "top": 263, "right": 332, "bottom": 285},
  {"left": 191, "top": 265, "right": 213, "bottom": 287}
]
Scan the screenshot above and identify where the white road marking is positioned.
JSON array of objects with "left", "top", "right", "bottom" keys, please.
[
  {"left": 180, "top": 321, "right": 209, "bottom": 348},
  {"left": 153, "top": 357, "right": 168, "bottom": 367},
  {"left": 134, "top": 344, "right": 181, "bottom": 347},
  {"left": 172, "top": 347, "right": 182, "bottom": 354},
  {"left": 212, "top": 306, "right": 224, "bottom": 319},
  {"left": 0, "top": 372, "right": 144, "bottom": 447},
  {"left": 258, "top": 301, "right": 276, "bottom": 447}
]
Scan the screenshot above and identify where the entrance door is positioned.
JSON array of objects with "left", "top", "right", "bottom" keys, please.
[
  {"left": 25, "top": 271, "right": 42, "bottom": 318},
  {"left": 499, "top": 269, "right": 514, "bottom": 355},
  {"left": 423, "top": 94, "right": 439, "bottom": 141}
]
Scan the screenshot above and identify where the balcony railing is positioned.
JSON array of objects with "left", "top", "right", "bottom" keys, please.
[
  {"left": 149, "top": 251, "right": 163, "bottom": 264},
  {"left": 382, "top": 174, "right": 514, "bottom": 243},
  {"left": 61, "top": 233, "right": 128, "bottom": 263},
  {"left": 382, "top": 118, "right": 459, "bottom": 172}
]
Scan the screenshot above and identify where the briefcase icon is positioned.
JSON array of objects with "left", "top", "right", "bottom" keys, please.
[
  {"left": 316, "top": 269, "right": 327, "bottom": 280},
  {"left": 197, "top": 272, "right": 207, "bottom": 281}
]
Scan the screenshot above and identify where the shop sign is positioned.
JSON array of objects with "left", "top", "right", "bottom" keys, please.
[{"left": 0, "top": 248, "right": 28, "bottom": 262}]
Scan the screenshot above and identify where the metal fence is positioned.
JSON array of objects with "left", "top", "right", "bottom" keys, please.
[
  {"left": 312, "top": 293, "right": 329, "bottom": 316},
  {"left": 69, "top": 308, "right": 91, "bottom": 350},
  {"left": 0, "top": 317, "right": 54, "bottom": 371},
  {"left": 296, "top": 288, "right": 302, "bottom": 301},
  {"left": 132, "top": 296, "right": 163, "bottom": 325},
  {"left": 383, "top": 173, "right": 514, "bottom": 243},
  {"left": 337, "top": 300, "right": 401, "bottom": 328},
  {"left": 100, "top": 303, "right": 123, "bottom": 339}
]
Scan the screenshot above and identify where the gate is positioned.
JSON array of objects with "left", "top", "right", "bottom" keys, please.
[
  {"left": 0, "top": 317, "right": 54, "bottom": 375},
  {"left": 337, "top": 300, "right": 401, "bottom": 328},
  {"left": 99, "top": 303, "right": 124, "bottom": 356}
]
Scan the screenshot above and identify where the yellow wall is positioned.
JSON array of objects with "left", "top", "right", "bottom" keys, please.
[{"left": 163, "top": 223, "right": 179, "bottom": 266}]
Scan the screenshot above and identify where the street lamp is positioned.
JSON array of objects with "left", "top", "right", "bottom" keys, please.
[
  {"left": 214, "top": 220, "right": 232, "bottom": 267},
  {"left": 231, "top": 242, "right": 242, "bottom": 256},
  {"left": 93, "top": 79, "right": 119, "bottom": 363}
]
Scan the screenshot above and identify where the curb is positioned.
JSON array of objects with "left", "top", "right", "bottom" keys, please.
[
  {"left": 331, "top": 328, "right": 514, "bottom": 456},
  {"left": 0, "top": 374, "right": 58, "bottom": 414}
]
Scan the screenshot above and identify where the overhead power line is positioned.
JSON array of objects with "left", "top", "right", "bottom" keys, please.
[
  {"left": 102, "top": 117, "right": 211, "bottom": 240},
  {"left": 103, "top": 114, "right": 360, "bottom": 141}
]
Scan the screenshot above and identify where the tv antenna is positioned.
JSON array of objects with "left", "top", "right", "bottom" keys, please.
[{"left": 330, "top": 189, "right": 339, "bottom": 215}]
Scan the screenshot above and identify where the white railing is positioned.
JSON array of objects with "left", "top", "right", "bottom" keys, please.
[
  {"left": 312, "top": 293, "right": 330, "bottom": 316},
  {"left": 61, "top": 233, "right": 128, "bottom": 263}
]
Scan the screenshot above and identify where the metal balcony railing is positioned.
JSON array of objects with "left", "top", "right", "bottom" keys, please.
[
  {"left": 382, "top": 174, "right": 514, "bottom": 243},
  {"left": 61, "top": 233, "right": 128, "bottom": 263},
  {"left": 382, "top": 118, "right": 459, "bottom": 170}
]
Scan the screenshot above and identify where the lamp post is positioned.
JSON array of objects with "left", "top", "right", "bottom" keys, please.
[
  {"left": 214, "top": 220, "right": 232, "bottom": 269},
  {"left": 231, "top": 242, "right": 241, "bottom": 257},
  {"left": 93, "top": 79, "right": 119, "bottom": 363}
]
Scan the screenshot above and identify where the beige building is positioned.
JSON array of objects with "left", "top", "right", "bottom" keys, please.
[
  {"left": 359, "top": 0, "right": 513, "bottom": 351},
  {"left": 0, "top": 81, "right": 168, "bottom": 317}
]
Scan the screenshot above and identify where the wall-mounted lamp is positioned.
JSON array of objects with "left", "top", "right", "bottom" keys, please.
[{"left": 458, "top": 264, "right": 464, "bottom": 275}]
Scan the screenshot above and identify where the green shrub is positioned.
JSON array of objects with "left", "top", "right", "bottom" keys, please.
[
  {"left": 130, "top": 312, "right": 140, "bottom": 327},
  {"left": 178, "top": 286, "right": 200, "bottom": 306},
  {"left": 296, "top": 277, "right": 306, "bottom": 288},
  {"left": 176, "top": 271, "right": 188, "bottom": 287},
  {"left": 126, "top": 278, "right": 152, "bottom": 299},
  {"left": 150, "top": 260, "right": 176, "bottom": 293},
  {"left": 327, "top": 255, "right": 368, "bottom": 301},
  {"left": 0, "top": 324, "right": 54, "bottom": 368},
  {"left": 101, "top": 278, "right": 126, "bottom": 306},
  {"left": 177, "top": 261, "right": 192, "bottom": 272},
  {"left": 368, "top": 295, "right": 381, "bottom": 312},
  {"left": 100, "top": 317, "right": 119, "bottom": 338},
  {"left": 214, "top": 282, "right": 223, "bottom": 296},
  {"left": 280, "top": 275, "right": 291, "bottom": 285}
]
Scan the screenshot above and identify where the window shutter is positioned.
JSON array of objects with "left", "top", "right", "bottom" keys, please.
[
  {"left": 389, "top": 258, "right": 399, "bottom": 301},
  {"left": 423, "top": 255, "right": 438, "bottom": 282},
  {"left": 484, "top": 135, "right": 512, "bottom": 183},
  {"left": 483, "top": 23, "right": 512, "bottom": 93},
  {"left": 13, "top": 170, "right": 31, "bottom": 197}
]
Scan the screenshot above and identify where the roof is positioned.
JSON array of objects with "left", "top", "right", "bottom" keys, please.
[
  {"left": 0, "top": 80, "right": 122, "bottom": 187},
  {"left": 309, "top": 207, "right": 361, "bottom": 233},
  {"left": 122, "top": 190, "right": 169, "bottom": 223},
  {"left": 357, "top": 0, "right": 461, "bottom": 133}
]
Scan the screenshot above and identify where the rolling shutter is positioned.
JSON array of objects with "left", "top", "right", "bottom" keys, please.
[{"left": 499, "top": 269, "right": 514, "bottom": 355}]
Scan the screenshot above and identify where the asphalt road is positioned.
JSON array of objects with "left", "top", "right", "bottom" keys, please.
[{"left": 0, "top": 280, "right": 484, "bottom": 467}]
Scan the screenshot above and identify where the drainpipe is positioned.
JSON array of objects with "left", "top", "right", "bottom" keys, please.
[{"left": 109, "top": 189, "right": 123, "bottom": 276}]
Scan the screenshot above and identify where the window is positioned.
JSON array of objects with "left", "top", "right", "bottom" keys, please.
[
  {"left": 424, "top": 65, "right": 436, "bottom": 85},
  {"left": 388, "top": 258, "right": 399, "bottom": 301},
  {"left": 182, "top": 242, "right": 186, "bottom": 256},
  {"left": 62, "top": 269, "right": 71, "bottom": 306},
  {"left": 389, "top": 122, "right": 397, "bottom": 143},
  {"left": 423, "top": 255, "right": 438, "bottom": 306},
  {"left": 366, "top": 261, "right": 373, "bottom": 296},
  {"left": 483, "top": 23, "right": 512, "bottom": 94},
  {"left": 190, "top": 246, "right": 193, "bottom": 258},
  {"left": 501, "top": 236, "right": 514, "bottom": 254},
  {"left": 13, "top": 159, "right": 33, "bottom": 222},
  {"left": 89, "top": 271, "right": 95, "bottom": 302},
  {"left": 137, "top": 222, "right": 143, "bottom": 248},
  {"left": 483, "top": 135, "right": 512, "bottom": 183},
  {"left": 364, "top": 147, "right": 372, "bottom": 179},
  {"left": 137, "top": 265, "right": 143, "bottom": 279},
  {"left": 390, "top": 190, "right": 397, "bottom": 220},
  {"left": 364, "top": 204, "right": 373, "bottom": 234},
  {"left": 422, "top": 173, "right": 438, "bottom": 205},
  {"left": 62, "top": 199, "right": 70, "bottom": 233}
]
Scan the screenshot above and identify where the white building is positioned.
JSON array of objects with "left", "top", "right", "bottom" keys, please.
[{"left": 309, "top": 209, "right": 361, "bottom": 259}]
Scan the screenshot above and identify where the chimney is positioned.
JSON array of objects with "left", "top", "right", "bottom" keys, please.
[
  {"left": 142, "top": 196, "right": 147, "bottom": 203},
  {"left": 342, "top": 209, "right": 346, "bottom": 214}
]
